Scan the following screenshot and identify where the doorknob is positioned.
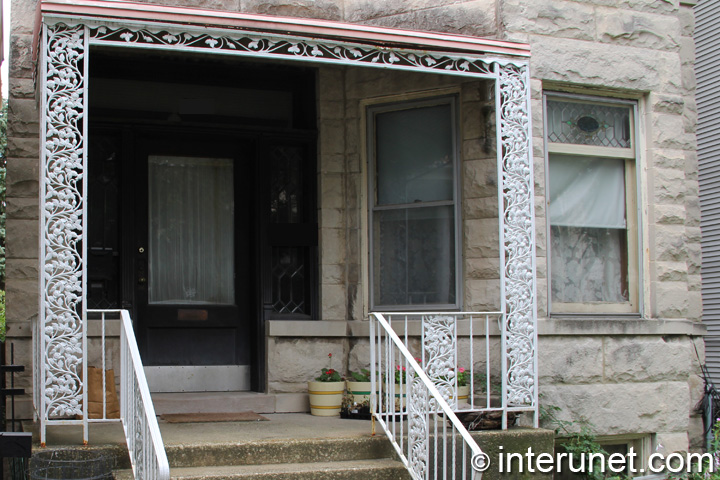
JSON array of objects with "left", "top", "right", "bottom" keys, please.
[{"left": 138, "top": 277, "right": 147, "bottom": 285}]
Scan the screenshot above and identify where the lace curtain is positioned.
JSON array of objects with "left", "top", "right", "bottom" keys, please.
[
  {"left": 548, "top": 154, "right": 628, "bottom": 303},
  {"left": 148, "top": 155, "right": 235, "bottom": 304}
]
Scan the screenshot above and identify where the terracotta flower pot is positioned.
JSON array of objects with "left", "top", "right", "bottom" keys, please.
[{"left": 308, "top": 381, "right": 344, "bottom": 416}]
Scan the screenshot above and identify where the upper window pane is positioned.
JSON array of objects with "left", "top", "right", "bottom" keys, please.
[
  {"left": 375, "top": 104, "right": 454, "bottom": 206},
  {"left": 547, "top": 99, "right": 632, "bottom": 148}
]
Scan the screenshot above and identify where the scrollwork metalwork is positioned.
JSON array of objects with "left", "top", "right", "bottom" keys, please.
[
  {"left": 41, "top": 23, "right": 86, "bottom": 419},
  {"left": 88, "top": 25, "right": 494, "bottom": 77},
  {"left": 422, "top": 315, "right": 457, "bottom": 408},
  {"left": 408, "top": 376, "right": 429, "bottom": 479},
  {"left": 498, "top": 63, "right": 536, "bottom": 407}
]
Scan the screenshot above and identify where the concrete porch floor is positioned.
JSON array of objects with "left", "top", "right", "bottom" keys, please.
[{"left": 32, "top": 413, "right": 376, "bottom": 448}]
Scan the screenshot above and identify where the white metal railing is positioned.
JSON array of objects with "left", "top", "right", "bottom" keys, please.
[
  {"left": 89, "top": 309, "right": 170, "bottom": 480},
  {"left": 370, "top": 312, "right": 504, "bottom": 480}
]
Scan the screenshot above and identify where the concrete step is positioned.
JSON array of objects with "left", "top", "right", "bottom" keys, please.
[
  {"left": 165, "top": 436, "right": 397, "bottom": 468},
  {"left": 114, "top": 458, "right": 410, "bottom": 480}
]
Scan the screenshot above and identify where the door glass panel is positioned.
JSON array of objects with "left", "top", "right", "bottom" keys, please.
[
  {"left": 269, "top": 145, "right": 304, "bottom": 223},
  {"left": 148, "top": 156, "right": 235, "bottom": 304},
  {"left": 271, "top": 246, "right": 307, "bottom": 314}
]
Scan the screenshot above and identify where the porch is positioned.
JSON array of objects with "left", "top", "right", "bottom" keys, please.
[
  {"left": 33, "top": 413, "right": 553, "bottom": 480},
  {"left": 27, "top": 0, "right": 538, "bottom": 478}
]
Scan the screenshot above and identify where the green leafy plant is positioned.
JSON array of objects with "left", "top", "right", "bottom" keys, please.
[
  {"left": 348, "top": 369, "right": 371, "bottom": 382},
  {"left": 0, "top": 290, "right": 4, "bottom": 343},
  {"left": 474, "top": 372, "right": 501, "bottom": 393},
  {"left": 315, "top": 353, "right": 343, "bottom": 382}
]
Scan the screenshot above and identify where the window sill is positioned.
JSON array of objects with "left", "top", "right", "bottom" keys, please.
[{"left": 540, "top": 317, "right": 705, "bottom": 336}]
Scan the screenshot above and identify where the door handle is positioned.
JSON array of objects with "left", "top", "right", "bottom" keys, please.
[{"left": 138, "top": 277, "right": 147, "bottom": 285}]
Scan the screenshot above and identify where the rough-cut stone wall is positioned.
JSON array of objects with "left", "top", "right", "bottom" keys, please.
[
  {"left": 498, "top": 0, "right": 702, "bottom": 451},
  {"left": 6, "top": 0, "right": 703, "bottom": 454}
]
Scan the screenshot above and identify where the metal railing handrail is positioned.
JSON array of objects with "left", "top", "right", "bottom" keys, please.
[
  {"left": 89, "top": 309, "right": 170, "bottom": 480},
  {"left": 370, "top": 311, "right": 486, "bottom": 479}
]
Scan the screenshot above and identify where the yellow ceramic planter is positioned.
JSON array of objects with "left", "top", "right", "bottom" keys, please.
[{"left": 308, "top": 381, "right": 344, "bottom": 416}]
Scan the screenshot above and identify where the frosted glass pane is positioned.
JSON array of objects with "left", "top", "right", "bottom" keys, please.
[
  {"left": 148, "top": 156, "right": 235, "bottom": 304},
  {"left": 373, "top": 206, "right": 455, "bottom": 306},
  {"left": 375, "top": 104, "right": 453, "bottom": 205}
]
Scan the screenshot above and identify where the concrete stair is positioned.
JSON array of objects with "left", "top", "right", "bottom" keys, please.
[{"left": 112, "top": 418, "right": 410, "bottom": 480}]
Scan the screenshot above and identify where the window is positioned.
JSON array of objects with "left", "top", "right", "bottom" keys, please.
[
  {"left": 545, "top": 94, "right": 639, "bottom": 314},
  {"left": 368, "top": 96, "right": 460, "bottom": 310}
]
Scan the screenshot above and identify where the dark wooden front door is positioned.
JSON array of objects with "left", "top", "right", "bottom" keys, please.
[{"left": 133, "top": 132, "right": 253, "bottom": 367}]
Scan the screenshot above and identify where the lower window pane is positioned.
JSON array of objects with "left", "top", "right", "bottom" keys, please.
[
  {"left": 373, "top": 206, "right": 455, "bottom": 306},
  {"left": 550, "top": 226, "right": 628, "bottom": 303}
]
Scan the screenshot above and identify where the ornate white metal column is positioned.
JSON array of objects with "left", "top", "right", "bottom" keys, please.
[
  {"left": 37, "top": 22, "right": 89, "bottom": 445},
  {"left": 495, "top": 62, "right": 539, "bottom": 427}
]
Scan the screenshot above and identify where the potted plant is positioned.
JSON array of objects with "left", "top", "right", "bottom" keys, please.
[
  {"left": 346, "top": 369, "right": 374, "bottom": 405},
  {"left": 308, "top": 354, "right": 344, "bottom": 416},
  {"left": 455, "top": 367, "right": 470, "bottom": 402},
  {"left": 394, "top": 365, "right": 408, "bottom": 409}
]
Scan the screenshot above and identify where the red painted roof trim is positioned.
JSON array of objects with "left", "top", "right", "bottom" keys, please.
[{"left": 37, "top": 0, "right": 530, "bottom": 58}]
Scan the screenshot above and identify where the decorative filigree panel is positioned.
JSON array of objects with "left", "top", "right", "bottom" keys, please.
[
  {"left": 498, "top": 63, "right": 537, "bottom": 407},
  {"left": 88, "top": 25, "right": 495, "bottom": 77},
  {"left": 41, "top": 23, "right": 87, "bottom": 419},
  {"left": 422, "top": 315, "right": 456, "bottom": 408},
  {"left": 408, "top": 376, "right": 429, "bottom": 479}
]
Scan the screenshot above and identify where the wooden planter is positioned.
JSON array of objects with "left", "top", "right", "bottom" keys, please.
[{"left": 308, "top": 381, "right": 344, "bottom": 416}]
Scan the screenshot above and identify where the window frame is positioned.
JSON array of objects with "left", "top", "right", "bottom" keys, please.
[
  {"left": 544, "top": 92, "right": 642, "bottom": 315},
  {"left": 367, "top": 94, "right": 462, "bottom": 312}
]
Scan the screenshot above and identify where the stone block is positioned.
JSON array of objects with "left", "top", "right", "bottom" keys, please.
[
  {"left": 348, "top": 338, "right": 371, "bottom": 372},
  {"left": 531, "top": 36, "right": 682, "bottom": 95},
  {"left": 241, "top": 0, "right": 341, "bottom": 20},
  {"left": 6, "top": 278, "right": 39, "bottom": 324},
  {"left": 652, "top": 149, "right": 685, "bottom": 169},
  {"left": 653, "top": 167, "right": 686, "bottom": 204},
  {"left": 687, "top": 290, "right": 701, "bottom": 321},
  {"left": 465, "top": 218, "right": 500, "bottom": 258},
  {"left": 320, "top": 207, "right": 343, "bottom": 230},
  {"left": 539, "top": 381, "right": 688, "bottom": 436},
  {"left": 462, "top": 101, "right": 484, "bottom": 141},
  {"left": 6, "top": 219, "right": 39, "bottom": 259},
  {"left": 654, "top": 281, "right": 688, "bottom": 318},
  {"left": 320, "top": 173, "right": 344, "bottom": 209},
  {"left": 465, "top": 279, "right": 501, "bottom": 311},
  {"left": 655, "top": 432, "right": 689, "bottom": 455},
  {"left": 464, "top": 159, "right": 497, "bottom": 198},
  {"left": 320, "top": 227, "right": 346, "bottom": 266},
  {"left": 267, "top": 337, "right": 346, "bottom": 390},
  {"left": 655, "top": 204, "right": 686, "bottom": 225},
  {"left": 320, "top": 154, "right": 345, "bottom": 174},
  {"left": 501, "top": 0, "right": 595, "bottom": 41},
  {"left": 538, "top": 337, "right": 603, "bottom": 384},
  {"left": 8, "top": 98, "right": 39, "bottom": 138},
  {"left": 685, "top": 197, "right": 700, "bottom": 228},
  {"left": 4, "top": 163, "right": 29, "bottom": 199},
  {"left": 655, "top": 261, "right": 687, "bottom": 282},
  {"left": 6, "top": 258, "right": 39, "bottom": 280},
  {"left": 652, "top": 114, "right": 693, "bottom": 150},
  {"left": 346, "top": 0, "right": 497, "bottom": 37},
  {"left": 7, "top": 137, "right": 40, "bottom": 160},
  {"left": 135, "top": 0, "right": 240, "bottom": 9},
  {"left": 652, "top": 94, "right": 685, "bottom": 115},
  {"left": 463, "top": 138, "right": 494, "bottom": 162},
  {"left": 6, "top": 197, "right": 39, "bottom": 220},
  {"left": 596, "top": 8, "right": 680, "bottom": 51},
  {"left": 463, "top": 197, "right": 499, "bottom": 220},
  {"left": 319, "top": 119, "right": 345, "bottom": 156},
  {"left": 10, "top": 78, "right": 36, "bottom": 100},
  {"left": 9, "top": 35, "right": 34, "bottom": 79},
  {"left": 319, "top": 99, "right": 345, "bottom": 121},
  {"left": 317, "top": 67, "right": 345, "bottom": 101},
  {"left": 321, "top": 263, "right": 344, "bottom": 285},
  {"left": 11, "top": 0, "right": 38, "bottom": 35},
  {"left": 466, "top": 257, "right": 500, "bottom": 280},
  {"left": 321, "top": 283, "right": 346, "bottom": 320},
  {"left": 344, "top": 173, "right": 362, "bottom": 210},
  {"left": 604, "top": 337, "right": 691, "bottom": 382},
  {"left": 687, "top": 274, "right": 701, "bottom": 292},
  {"left": 678, "top": 4, "right": 694, "bottom": 36}
]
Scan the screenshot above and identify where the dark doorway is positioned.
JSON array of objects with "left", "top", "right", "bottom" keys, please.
[{"left": 86, "top": 50, "right": 318, "bottom": 392}]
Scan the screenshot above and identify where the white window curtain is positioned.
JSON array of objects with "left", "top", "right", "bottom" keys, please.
[
  {"left": 148, "top": 156, "right": 235, "bottom": 304},
  {"left": 548, "top": 154, "right": 628, "bottom": 303}
]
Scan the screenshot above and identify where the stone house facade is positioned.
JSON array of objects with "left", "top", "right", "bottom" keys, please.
[{"left": 6, "top": 0, "right": 703, "bottom": 460}]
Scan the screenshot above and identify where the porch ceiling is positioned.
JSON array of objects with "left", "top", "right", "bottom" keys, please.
[{"left": 35, "top": 0, "right": 530, "bottom": 61}]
